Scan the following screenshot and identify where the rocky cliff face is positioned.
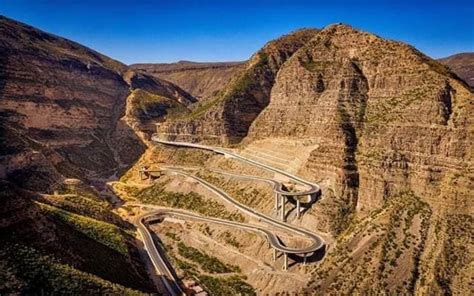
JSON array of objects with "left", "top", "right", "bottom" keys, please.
[
  {"left": 0, "top": 15, "right": 141, "bottom": 183},
  {"left": 0, "top": 16, "right": 194, "bottom": 294},
  {"left": 248, "top": 25, "right": 473, "bottom": 211},
  {"left": 243, "top": 25, "right": 473, "bottom": 294},
  {"left": 438, "top": 52, "right": 474, "bottom": 87},
  {"left": 0, "top": 16, "right": 195, "bottom": 184},
  {"left": 131, "top": 61, "right": 245, "bottom": 100},
  {"left": 156, "top": 29, "right": 319, "bottom": 144}
]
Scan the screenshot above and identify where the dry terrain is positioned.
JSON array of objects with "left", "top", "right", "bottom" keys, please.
[{"left": 1, "top": 15, "right": 472, "bottom": 296}]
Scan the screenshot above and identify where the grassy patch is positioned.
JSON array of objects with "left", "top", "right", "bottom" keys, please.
[
  {"left": 135, "top": 183, "right": 244, "bottom": 222},
  {"left": 39, "top": 202, "right": 128, "bottom": 255},
  {"left": 183, "top": 96, "right": 224, "bottom": 120},
  {"left": 198, "top": 275, "right": 255, "bottom": 296},
  {"left": 177, "top": 242, "right": 240, "bottom": 274},
  {"left": 130, "top": 89, "right": 189, "bottom": 120},
  {"left": 43, "top": 193, "right": 115, "bottom": 223},
  {"left": 0, "top": 244, "right": 144, "bottom": 295},
  {"left": 195, "top": 171, "right": 263, "bottom": 208}
]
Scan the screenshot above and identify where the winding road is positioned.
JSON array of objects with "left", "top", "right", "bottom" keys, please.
[
  {"left": 132, "top": 136, "right": 326, "bottom": 295},
  {"left": 150, "top": 136, "right": 321, "bottom": 193},
  {"left": 135, "top": 211, "right": 185, "bottom": 296}
]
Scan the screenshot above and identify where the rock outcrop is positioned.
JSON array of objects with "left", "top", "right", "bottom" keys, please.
[
  {"left": 243, "top": 25, "right": 473, "bottom": 294},
  {"left": 0, "top": 16, "right": 194, "bottom": 184},
  {"left": 156, "top": 29, "right": 319, "bottom": 144},
  {"left": 248, "top": 24, "right": 473, "bottom": 213},
  {"left": 152, "top": 24, "right": 473, "bottom": 294},
  {"left": 0, "top": 15, "right": 140, "bottom": 182}
]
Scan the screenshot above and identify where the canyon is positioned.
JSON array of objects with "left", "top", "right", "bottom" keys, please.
[{"left": 1, "top": 15, "right": 473, "bottom": 296}]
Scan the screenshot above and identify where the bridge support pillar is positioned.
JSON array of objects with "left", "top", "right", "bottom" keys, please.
[
  {"left": 274, "top": 192, "right": 279, "bottom": 214},
  {"left": 280, "top": 195, "right": 286, "bottom": 222},
  {"left": 273, "top": 248, "right": 277, "bottom": 262},
  {"left": 296, "top": 199, "right": 301, "bottom": 219},
  {"left": 303, "top": 253, "right": 307, "bottom": 265},
  {"left": 283, "top": 253, "right": 288, "bottom": 271}
]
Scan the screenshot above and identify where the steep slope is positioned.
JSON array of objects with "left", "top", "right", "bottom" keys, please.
[
  {"left": 438, "top": 52, "right": 474, "bottom": 87},
  {"left": 156, "top": 28, "right": 319, "bottom": 144},
  {"left": 0, "top": 15, "right": 195, "bottom": 184},
  {"left": 248, "top": 24, "right": 472, "bottom": 210},
  {"left": 0, "top": 16, "right": 196, "bottom": 294},
  {"left": 244, "top": 24, "right": 473, "bottom": 294},
  {"left": 131, "top": 61, "right": 246, "bottom": 100},
  {"left": 0, "top": 15, "right": 141, "bottom": 182},
  {"left": 0, "top": 180, "right": 153, "bottom": 294}
]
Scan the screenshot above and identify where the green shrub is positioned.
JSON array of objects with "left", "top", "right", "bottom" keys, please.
[
  {"left": 0, "top": 244, "right": 144, "bottom": 295},
  {"left": 177, "top": 242, "right": 240, "bottom": 274},
  {"left": 136, "top": 184, "right": 244, "bottom": 222},
  {"left": 39, "top": 203, "right": 128, "bottom": 255},
  {"left": 198, "top": 275, "right": 255, "bottom": 296}
]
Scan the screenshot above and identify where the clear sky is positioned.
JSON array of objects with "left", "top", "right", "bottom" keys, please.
[{"left": 1, "top": 0, "right": 473, "bottom": 64}]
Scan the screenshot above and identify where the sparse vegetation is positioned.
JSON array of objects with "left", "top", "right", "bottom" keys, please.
[
  {"left": 130, "top": 89, "right": 189, "bottom": 120},
  {"left": 196, "top": 171, "right": 266, "bottom": 207},
  {"left": 198, "top": 275, "right": 256, "bottom": 296},
  {"left": 135, "top": 182, "right": 244, "bottom": 222},
  {"left": 177, "top": 242, "right": 240, "bottom": 273},
  {"left": 39, "top": 202, "right": 128, "bottom": 255},
  {"left": 0, "top": 244, "right": 144, "bottom": 295},
  {"left": 434, "top": 214, "right": 472, "bottom": 294},
  {"left": 308, "top": 191, "right": 432, "bottom": 294},
  {"left": 42, "top": 193, "right": 115, "bottom": 223}
]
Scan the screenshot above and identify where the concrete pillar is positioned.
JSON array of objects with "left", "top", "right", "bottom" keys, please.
[
  {"left": 303, "top": 253, "right": 307, "bottom": 265},
  {"left": 274, "top": 192, "right": 279, "bottom": 212},
  {"left": 273, "top": 249, "right": 277, "bottom": 262},
  {"left": 296, "top": 199, "right": 301, "bottom": 219},
  {"left": 280, "top": 195, "right": 286, "bottom": 222},
  {"left": 283, "top": 253, "right": 288, "bottom": 271}
]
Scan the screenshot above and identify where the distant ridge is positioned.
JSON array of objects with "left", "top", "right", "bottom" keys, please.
[
  {"left": 131, "top": 60, "right": 246, "bottom": 100},
  {"left": 438, "top": 52, "right": 474, "bottom": 87}
]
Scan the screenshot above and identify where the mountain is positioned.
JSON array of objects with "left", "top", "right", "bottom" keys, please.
[
  {"left": 131, "top": 61, "right": 246, "bottom": 100},
  {"left": 0, "top": 15, "right": 195, "bottom": 183},
  {"left": 245, "top": 25, "right": 472, "bottom": 294},
  {"left": 0, "top": 15, "right": 195, "bottom": 294},
  {"left": 438, "top": 52, "right": 474, "bottom": 87},
  {"left": 156, "top": 28, "right": 320, "bottom": 144},
  {"left": 1, "top": 15, "right": 472, "bottom": 295},
  {"left": 151, "top": 24, "right": 473, "bottom": 295}
]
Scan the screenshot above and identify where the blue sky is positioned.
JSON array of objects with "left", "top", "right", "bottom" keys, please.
[{"left": 1, "top": 0, "right": 473, "bottom": 64}]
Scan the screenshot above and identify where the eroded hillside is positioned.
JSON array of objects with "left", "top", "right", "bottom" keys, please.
[
  {"left": 1, "top": 14, "right": 472, "bottom": 295},
  {"left": 131, "top": 61, "right": 246, "bottom": 100},
  {"left": 156, "top": 28, "right": 320, "bottom": 144},
  {"left": 439, "top": 52, "right": 474, "bottom": 88},
  {"left": 0, "top": 15, "right": 194, "bottom": 294},
  {"left": 141, "top": 24, "right": 473, "bottom": 295}
]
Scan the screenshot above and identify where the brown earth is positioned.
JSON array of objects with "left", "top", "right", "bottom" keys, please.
[
  {"left": 156, "top": 28, "right": 320, "bottom": 144},
  {"left": 438, "top": 52, "right": 474, "bottom": 88},
  {"left": 148, "top": 24, "right": 473, "bottom": 295},
  {"left": 1, "top": 14, "right": 473, "bottom": 295},
  {"left": 131, "top": 61, "right": 246, "bottom": 100},
  {"left": 0, "top": 15, "right": 195, "bottom": 294}
]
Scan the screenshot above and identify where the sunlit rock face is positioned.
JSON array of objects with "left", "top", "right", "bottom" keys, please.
[
  {"left": 247, "top": 24, "right": 473, "bottom": 212},
  {"left": 156, "top": 28, "right": 319, "bottom": 144}
]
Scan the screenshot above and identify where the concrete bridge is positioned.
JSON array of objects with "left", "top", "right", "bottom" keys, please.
[
  {"left": 130, "top": 135, "right": 325, "bottom": 295},
  {"left": 149, "top": 135, "right": 321, "bottom": 220}
]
